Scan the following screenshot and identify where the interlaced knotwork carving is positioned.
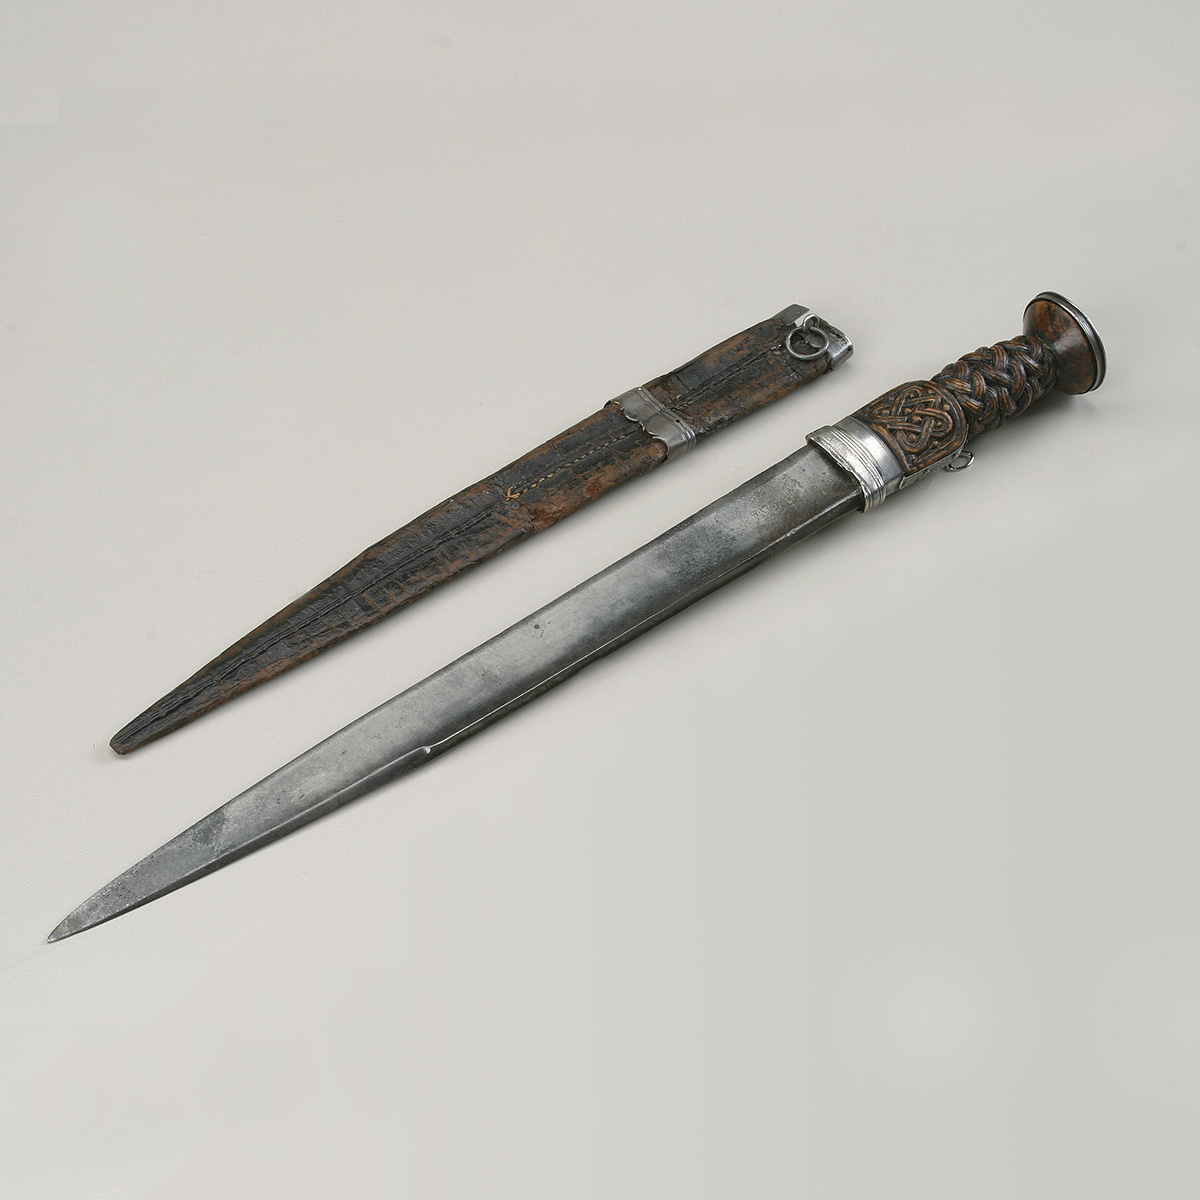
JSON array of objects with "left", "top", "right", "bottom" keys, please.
[
  {"left": 853, "top": 334, "right": 1058, "bottom": 476},
  {"left": 932, "top": 336, "right": 1057, "bottom": 437},
  {"left": 854, "top": 381, "right": 966, "bottom": 474}
]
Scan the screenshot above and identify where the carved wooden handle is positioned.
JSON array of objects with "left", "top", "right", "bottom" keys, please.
[{"left": 852, "top": 293, "right": 1105, "bottom": 477}]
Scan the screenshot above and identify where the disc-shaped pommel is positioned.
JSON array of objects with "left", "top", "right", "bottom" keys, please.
[{"left": 1023, "top": 292, "right": 1106, "bottom": 394}]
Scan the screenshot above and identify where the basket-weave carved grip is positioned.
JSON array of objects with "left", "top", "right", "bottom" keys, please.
[
  {"left": 853, "top": 338, "right": 1056, "bottom": 474},
  {"left": 851, "top": 292, "right": 1105, "bottom": 478}
]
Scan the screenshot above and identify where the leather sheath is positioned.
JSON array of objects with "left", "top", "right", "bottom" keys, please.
[{"left": 111, "top": 305, "right": 851, "bottom": 753}]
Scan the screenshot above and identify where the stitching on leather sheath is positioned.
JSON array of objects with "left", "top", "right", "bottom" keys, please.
[
  {"left": 181, "top": 498, "right": 514, "bottom": 696},
  {"left": 183, "top": 418, "right": 645, "bottom": 700},
  {"left": 502, "top": 426, "right": 637, "bottom": 502},
  {"left": 673, "top": 343, "right": 777, "bottom": 410}
]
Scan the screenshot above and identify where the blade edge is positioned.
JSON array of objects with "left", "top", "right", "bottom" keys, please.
[{"left": 56, "top": 447, "right": 859, "bottom": 937}]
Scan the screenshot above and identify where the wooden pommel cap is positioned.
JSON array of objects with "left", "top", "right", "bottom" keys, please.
[{"left": 1023, "top": 291, "right": 1106, "bottom": 394}]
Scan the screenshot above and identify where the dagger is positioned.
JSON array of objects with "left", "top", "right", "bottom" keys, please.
[{"left": 50, "top": 293, "right": 1104, "bottom": 942}]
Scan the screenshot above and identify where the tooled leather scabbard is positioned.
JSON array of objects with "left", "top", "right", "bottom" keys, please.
[{"left": 111, "top": 305, "right": 851, "bottom": 753}]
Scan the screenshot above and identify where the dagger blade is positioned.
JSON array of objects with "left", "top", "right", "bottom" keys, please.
[{"left": 51, "top": 446, "right": 859, "bottom": 940}]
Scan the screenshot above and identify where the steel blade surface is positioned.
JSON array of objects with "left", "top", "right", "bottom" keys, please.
[{"left": 50, "top": 446, "right": 859, "bottom": 940}]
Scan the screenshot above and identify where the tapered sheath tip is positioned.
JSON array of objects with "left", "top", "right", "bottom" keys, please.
[{"left": 109, "top": 715, "right": 157, "bottom": 755}]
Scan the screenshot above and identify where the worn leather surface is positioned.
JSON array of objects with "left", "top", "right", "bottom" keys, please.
[{"left": 111, "top": 306, "right": 845, "bottom": 752}]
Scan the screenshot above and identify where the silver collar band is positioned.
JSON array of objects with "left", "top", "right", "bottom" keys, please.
[
  {"left": 613, "top": 386, "right": 698, "bottom": 458},
  {"left": 807, "top": 416, "right": 905, "bottom": 511}
]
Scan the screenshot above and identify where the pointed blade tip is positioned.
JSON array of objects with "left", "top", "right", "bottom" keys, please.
[
  {"left": 47, "top": 889, "right": 129, "bottom": 943},
  {"left": 47, "top": 899, "right": 122, "bottom": 943}
]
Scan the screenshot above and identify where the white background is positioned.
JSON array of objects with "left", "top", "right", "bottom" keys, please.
[{"left": 1, "top": 2, "right": 1197, "bottom": 1196}]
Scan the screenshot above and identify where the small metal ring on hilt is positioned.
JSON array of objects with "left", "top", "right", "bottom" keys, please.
[
  {"left": 943, "top": 449, "right": 974, "bottom": 472},
  {"left": 785, "top": 315, "right": 832, "bottom": 361}
]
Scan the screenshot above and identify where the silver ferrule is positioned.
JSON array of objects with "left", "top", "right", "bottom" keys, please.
[
  {"left": 807, "top": 416, "right": 904, "bottom": 512},
  {"left": 613, "top": 386, "right": 698, "bottom": 458}
]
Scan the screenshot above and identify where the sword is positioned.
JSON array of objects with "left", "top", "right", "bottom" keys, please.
[{"left": 50, "top": 293, "right": 1105, "bottom": 942}]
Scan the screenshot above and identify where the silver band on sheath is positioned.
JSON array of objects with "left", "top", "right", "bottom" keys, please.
[
  {"left": 807, "top": 416, "right": 904, "bottom": 512},
  {"left": 613, "top": 387, "right": 698, "bottom": 459}
]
